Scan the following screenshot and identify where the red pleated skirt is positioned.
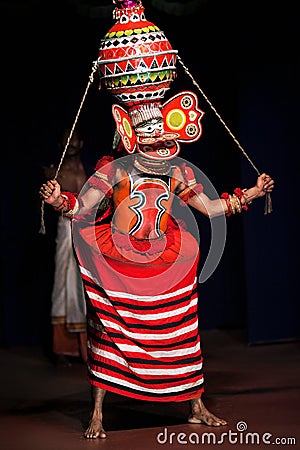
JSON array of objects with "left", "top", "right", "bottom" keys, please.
[{"left": 73, "top": 217, "right": 204, "bottom": 401}]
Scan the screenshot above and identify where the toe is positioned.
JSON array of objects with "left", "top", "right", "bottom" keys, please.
[{"left": 210, "top": 416, "right": 227, "bottom": 426}]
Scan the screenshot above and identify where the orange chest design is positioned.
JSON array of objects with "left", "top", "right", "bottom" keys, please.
[{"left": 112, "top": 172, "right": 176, "bottom": 238}]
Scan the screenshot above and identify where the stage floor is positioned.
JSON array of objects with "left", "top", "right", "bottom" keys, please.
[{"left": 1, "top": 329, "right": 299, "bottom": 450}]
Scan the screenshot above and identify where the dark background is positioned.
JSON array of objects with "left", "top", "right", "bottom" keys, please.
[{"left": 1, "top": 0, "right": 299, "bottom": 351}]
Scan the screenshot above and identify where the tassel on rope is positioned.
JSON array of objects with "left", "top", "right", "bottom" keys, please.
[
  {"left": 38, "top": 59, "right": 99, "bottom": 235},
  {"left": 39, "top": 200, "right": 46, "bottom": 235},
  {"left": 177, "top": 55, "right": 273, "bottom": 215},
  {"left": 264, "top": 192, "right": 273, "bottom": 215}
]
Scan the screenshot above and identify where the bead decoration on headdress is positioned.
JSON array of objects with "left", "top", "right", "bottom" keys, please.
[{"left": 112, "top": 0, "right": 144, "bottom": 21}]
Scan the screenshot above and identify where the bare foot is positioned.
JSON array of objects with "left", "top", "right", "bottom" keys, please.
[
  {"left": 84, "top": 417, "right": 107, "bottom": 439},
  {"left": 188, "top": 398, "right": 227, "bottom": 427},
  {"left": 84, "top": 386, "right": 107, "bottom": 438}
]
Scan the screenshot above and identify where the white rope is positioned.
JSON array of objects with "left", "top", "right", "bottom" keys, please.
[
  {"left": 177, "top": 55, "right": 261, "bottom": 176},
  {"left": 177, "top": 55, "right": 272, "bottom": 214},
  {"left": 39, "top": 59, "right": 100, "bottom": 234}
]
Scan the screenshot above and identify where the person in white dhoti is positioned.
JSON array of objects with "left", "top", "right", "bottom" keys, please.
[
  {"left": 44, "top": 127, "right": 89, "bottom": 365},
  {"left": 51, "top": 214, "right": 87, "bottom": 363}
]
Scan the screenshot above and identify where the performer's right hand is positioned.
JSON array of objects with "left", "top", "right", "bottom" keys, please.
[{"left": 39, "top": 179, "right": 62, "bottom": 206}]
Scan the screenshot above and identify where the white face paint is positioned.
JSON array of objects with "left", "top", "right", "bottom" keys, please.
[{"left": 135, "top": 118, "right": 164, "bottom": 137}]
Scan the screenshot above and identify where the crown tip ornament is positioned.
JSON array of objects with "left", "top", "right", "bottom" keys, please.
[{"left": 113, "top": 0, "right": 140, "bottom": 8}]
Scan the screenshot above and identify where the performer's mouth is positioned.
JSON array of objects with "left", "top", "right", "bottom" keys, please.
[{"left": 136, "top": 134, "right": 180, "bottom": 160}]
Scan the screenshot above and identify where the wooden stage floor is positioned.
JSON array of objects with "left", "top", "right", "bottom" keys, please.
[{"left": 1, "top": 329, "right": 299, "bottom": 450}]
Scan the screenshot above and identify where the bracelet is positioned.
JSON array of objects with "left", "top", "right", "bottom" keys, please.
[
  {"left": 53, "top": 196, "right": 68, "bottom": 212},
  {"left": 63, "top": 199, "right": 79, "bottom": 217},
  {"left": 178, "top": 183, "right": 204, "bottom": 204},
  {"left": 53, "top": 192, "right": 79, "bottom": 217},
  {"left": 221, "top": 187, "right": 250, "bottom": 217},
  {"left": 58, "top": 192, "right": 79, "bottom": 218}
]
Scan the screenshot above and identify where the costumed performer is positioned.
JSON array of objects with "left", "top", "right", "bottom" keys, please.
[{"left": 39, "top": 0, "right": 275, "bottom": 439}]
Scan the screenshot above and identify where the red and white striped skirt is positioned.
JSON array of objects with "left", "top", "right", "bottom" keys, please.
[{"left": 73, "top": 218, "right": 204, "bottom": 402}]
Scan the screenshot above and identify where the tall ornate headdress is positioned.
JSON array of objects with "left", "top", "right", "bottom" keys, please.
[{"left": 97, "top": 0, "right": 204, "bottom": 160}]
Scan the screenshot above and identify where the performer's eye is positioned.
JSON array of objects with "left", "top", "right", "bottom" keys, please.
[
  {"left": 165, "top": 140, "right": 174, "bottom": 148},
  {"left": 136, "top": 124, "right": 155, "bottom": 134}
]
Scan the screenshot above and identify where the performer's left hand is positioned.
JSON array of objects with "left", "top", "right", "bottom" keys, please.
[
  {"left": 39, "top": 179, "right": 62, "bottom": 206},
  {"left": 255, "top": 173, "right": 275, "bottom": 197}
]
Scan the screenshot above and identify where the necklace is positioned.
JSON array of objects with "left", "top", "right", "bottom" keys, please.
[{"left": 133, "top": 155, "right": 171, "bottom": 175}]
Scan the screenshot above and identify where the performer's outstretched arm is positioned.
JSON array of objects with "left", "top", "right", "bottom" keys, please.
[
  {"left": 187, "top": 173, "right": 274, "bottom": 218},
  {"left": 39, "top": 179, "right": 106, "bottom": 215}
]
